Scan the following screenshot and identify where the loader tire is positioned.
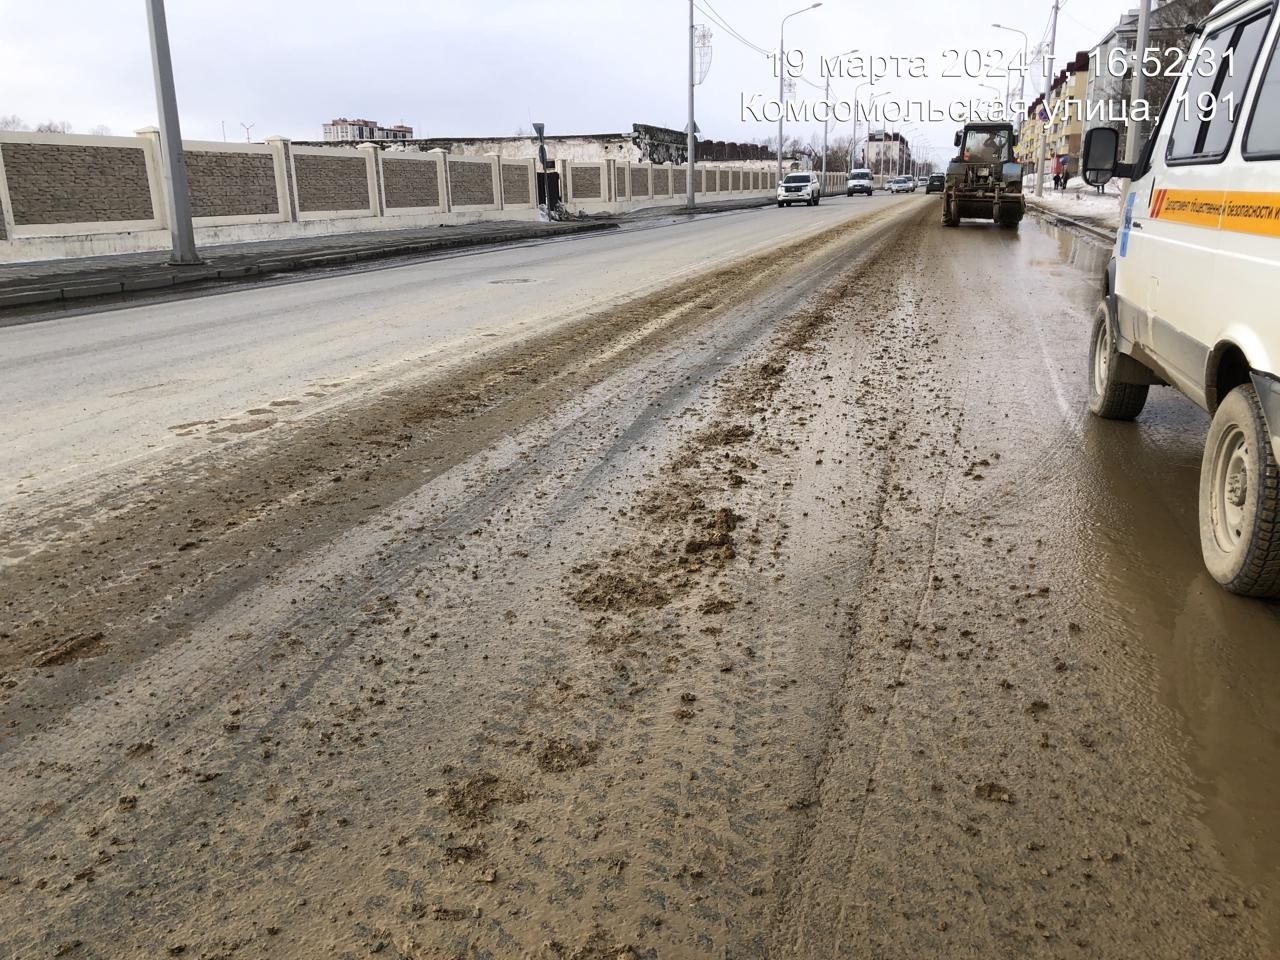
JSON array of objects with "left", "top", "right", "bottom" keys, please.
[{"left": 942, "top": 194, "right": 959, "bottom": 227}]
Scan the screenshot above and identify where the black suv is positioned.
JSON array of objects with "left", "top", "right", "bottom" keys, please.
[{"left": 925, "top": 173, "right": 945, "bottom": 194}]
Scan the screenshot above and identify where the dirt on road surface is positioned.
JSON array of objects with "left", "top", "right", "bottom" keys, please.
[{"left": 2, "top": 202, "right": 1278, "bottom": 959}]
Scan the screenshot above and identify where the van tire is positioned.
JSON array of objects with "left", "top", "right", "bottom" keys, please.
[
  {"left": 1088, "top": 302, "right": 1148, "bottom": 420},
  {"left": 1199, "top": 384, "right": 1280, "bottom": 597}
]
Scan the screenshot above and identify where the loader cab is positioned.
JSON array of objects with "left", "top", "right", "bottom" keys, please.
[{"left": 957, "top": 126, "right": 1016, "bottom": 164}]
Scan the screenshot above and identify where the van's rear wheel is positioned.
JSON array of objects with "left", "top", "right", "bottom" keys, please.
[
  {"left": 1088, "top": 302, "right": 1148, "bottom": 420},
  {"left": 1199, "top": 384, "right": 1280, "bottom": 597}
]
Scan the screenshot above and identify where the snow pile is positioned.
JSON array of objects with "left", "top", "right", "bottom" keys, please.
[{"left": 1026, "top": 175, "right": 1124, "bottom": 231}]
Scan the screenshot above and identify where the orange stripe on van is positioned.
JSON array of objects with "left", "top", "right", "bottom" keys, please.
[{"left": 1149, "top": 189, "right": 1280, "bottom": 237}]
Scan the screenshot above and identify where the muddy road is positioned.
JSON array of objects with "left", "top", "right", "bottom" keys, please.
[{"left": 2, "top": 199, "right": 1278, "bottom": 959}]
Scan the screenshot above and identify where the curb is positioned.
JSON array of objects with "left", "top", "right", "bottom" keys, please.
[
  {"left": 0, "top": 221, "right": 618, "bottom": 312},
  {"left": 1024, "top": 200, "right": 1118, "bottom": 245}
]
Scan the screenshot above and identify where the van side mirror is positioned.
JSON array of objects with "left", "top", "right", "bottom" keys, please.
[
  {"left": 953, "top": 131, "right": 962, "bottom": 147},
  {"left": 1081, "top": 127, "right": 1120, "bottom": 186},
  {"left": 1011, "top": 131, "right": 1019, "bottom": 147}
]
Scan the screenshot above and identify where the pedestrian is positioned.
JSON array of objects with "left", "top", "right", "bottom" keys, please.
[{"left": 1053, "top": 171, "right": 1061, "bottom": 191}]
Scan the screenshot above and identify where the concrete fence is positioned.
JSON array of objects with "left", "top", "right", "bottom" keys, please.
[
  {"left": 0, "top": 128, "right": 833, "bottom": 262},
  {"left": 560, "top": 159, "right": 783, "bottom": 214}
]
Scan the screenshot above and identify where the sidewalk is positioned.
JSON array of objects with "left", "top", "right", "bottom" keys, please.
[
  {"left": 0, "top": 219, "right": 618, "bottom": 311},
  {"left": 1024, "top": 175, "right": 1123, "bottom": 242}
]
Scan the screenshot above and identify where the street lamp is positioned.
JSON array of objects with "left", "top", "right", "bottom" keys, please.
[
  {"left": 992, "top": 24, "right": 1030, "bottom": 117},
  {"left": 822, "top": 46, "right": 857, "bottom": 180},
  {"left": 978, "top": 82, "right": 1003, "bottom": 118},
  {"left": 777, "top": 2, "right": 822, "bottom": 185},
  {"left": 850, "top": 87, "right": 891, "bottom": 172}
]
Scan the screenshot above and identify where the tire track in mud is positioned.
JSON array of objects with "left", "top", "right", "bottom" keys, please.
[
  {"left": 0, "top": 206, "right": 918, "bottom": 959},
  {"left": 0, "top": 204, "right": 907, "bottom": 683}
]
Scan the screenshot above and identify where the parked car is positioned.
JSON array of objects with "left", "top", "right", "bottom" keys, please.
[
  {"left": 888, "top": 176, "right": 915, "bottom": 194},
  {"left": 777, "top": 172, "right": 822, "bottom": 207},
  {"left": 916, "top": 177, "right": 929, "bottom": 189},
  {"left": 925, "top": 173, "right": 945, "bottom": 194},
  {"left": 1080, "top": 0, "right": 1280, "bottom": 596},
  {"left": 846, "top": 168, "right": 873, "bottom": 196}
]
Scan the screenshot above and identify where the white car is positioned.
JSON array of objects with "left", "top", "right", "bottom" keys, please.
[
  {"left": 1081, "top": 0, "right": 1280, "bottom": 596},
  {"left": 888, "top": 176, "right": 915, "bottom": 193},
  {"left": 778, "top": 172, "right": 821, "bottom": 207}
]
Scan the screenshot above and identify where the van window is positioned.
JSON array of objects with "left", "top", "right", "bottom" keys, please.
[
  {"left": 1166, "top": 12, "right": 1270, "bottom": 163},
  {"left": 1244, "top": 26, "right": 1280, "bottom": 157}
]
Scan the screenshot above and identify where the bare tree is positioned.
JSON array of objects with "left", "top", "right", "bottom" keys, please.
[
  {"left": 34, "top": 120, "right": 73, "bottom": 134},
  {"left": 0, "top": 114, "right": 24, "bottom": 131},
  {"left": 88, "top": 124, "right": 112, "bottom": 137}
]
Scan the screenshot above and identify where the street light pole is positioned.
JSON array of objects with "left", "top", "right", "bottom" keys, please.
[
  {"left": 145, "top": 0, "right": 199, "bottom": 265},
  {"left": 1034, "top": 0, "right": 1059, "bottom": 197},
  {"left": 849, "top": 86, "right": 890, "bottom": 171},
  {"left": 687, "top": 0, "right": 696, "bottom": 209},
  {"left": 821, "top": 47, "right": 857, "bottom": 181},
  {"left": 777, "top": 3, "right": 822, "bottom": 186},
  {"left": 1123, "top": 0, "right": 1152, "bottom": 165},
  {"left": 992, "top": 23, "right": 1030, "bottom": 115}
]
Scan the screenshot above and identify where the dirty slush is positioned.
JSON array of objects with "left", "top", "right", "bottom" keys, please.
[{"left": 1, "top": 205, "right": 1272, "bottom": 958}]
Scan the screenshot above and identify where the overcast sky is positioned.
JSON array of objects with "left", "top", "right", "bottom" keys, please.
[{"left": 2, "top": 0, "right": 1130, "bottom": 165}]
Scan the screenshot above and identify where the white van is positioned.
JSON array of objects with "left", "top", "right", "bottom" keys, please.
[
  {"left": 1081, "top": 0, "right": 1280, "bottom": 596},
  {"left": 846, "top": 168, "right": 873, "bottom": 196}
]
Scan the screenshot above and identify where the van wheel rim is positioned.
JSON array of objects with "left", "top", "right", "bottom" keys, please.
[
  {"left": 1093, "top": 320, "right": 1110, "bottom": 394},
  {"left": 1212, "top": 425, "right": 1249, "bottom": 551}
]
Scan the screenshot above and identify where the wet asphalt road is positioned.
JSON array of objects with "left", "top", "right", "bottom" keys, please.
[{"left": 1, "top": 197, "right": 1278, "bottom": 959}]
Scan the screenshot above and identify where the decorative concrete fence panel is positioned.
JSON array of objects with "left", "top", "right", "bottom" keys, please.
[
  {"left": 731, "top": 170, "right": 742, "bottom": 192},
  {"left": 447, "top": 156, "right": 500, "bottom": 211},
  {"left": 719, "top": 169, "right": 731, "bottom": 192},
  {"left": 653, "top": 167, "right": 671, "bottom": 197},
  {"left": 381, "top": 151, "right": 445, "bottom": 213},
  {"left": 183, "top": 139, "right": 288, "bottom": 226},
  {"left": 569, "top": 163, "right": 604, "bottom": 202},
  {"left": 629, "top": 165, "right": 650, "bottom": 200},
  {"left": 291, "top": 145, "right": 376, "bottom": 220},
  {"left": 614, "top": 164, "right": 629, "bottom": 202},
  {"left": 0, "top": 132, "right": 162, "bottom": 237},
  {"left": 500, "top": 158, "right": 536, "bottom": 209},
  {"left": 672, "top": 166, "right": 687, "bottom": 196}
]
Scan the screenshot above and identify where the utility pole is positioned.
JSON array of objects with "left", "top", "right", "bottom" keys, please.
[
  {"left": 145, "top": 0, "right": 199, "bottom": 265},
  {"left": 1123, "top": 0, "right": 1152, "bottom": 165},
  {"left": 1035, "top": 0, "right": 1059, "bottom": 197},
  {"left": 687, "top": 0, "right": 696, "bottom": 209}
]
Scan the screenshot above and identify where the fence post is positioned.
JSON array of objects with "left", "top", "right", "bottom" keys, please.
[
  {"left": 358, "top": 143, "right": 384, "bottom": 217},
  {"left": 264, "top": 136, "right": 297, "bottom": 222},
  {"left": 428, "top": 148, "right": 451, "bottom": 213}
]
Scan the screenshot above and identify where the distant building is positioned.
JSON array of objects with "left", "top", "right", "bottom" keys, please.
[
  {"left": 298, "top": 123, "right": 773, "bottom": 165},
  {"left": 865, "top": 131, "right": 913, "bottom": 180},
  {"left": 323, "top": 118, "right": 413, "bottom": 141}
]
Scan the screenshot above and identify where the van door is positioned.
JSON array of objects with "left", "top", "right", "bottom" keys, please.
[
  {"left": 1219, "top": 13, "right": 1280, "bottom": 380},
  {"left": 1142, "top": 8, "right": 1272, "bottom": 402}
]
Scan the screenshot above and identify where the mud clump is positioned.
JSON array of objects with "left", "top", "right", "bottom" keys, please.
[
  {"left": 444, "top": 773, "right": 527, "bottom": 826},
  {"left": 31, "top": 631, "right": 105, "bottom": 668},
  {"left": 543, "top": 925, "right": 639, "bottom": 960},
  {"left": 974, "top": 781, "right": 1016, "bottom": 804},
  {"left": 572, "top": 571, "right": 670, "bottom": 612},
  {"left": 698, "top": 422, "right": 754, "bottom": 448},
  {"left": 536, "top": 737, "right": 600, "bottom": 774}
]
